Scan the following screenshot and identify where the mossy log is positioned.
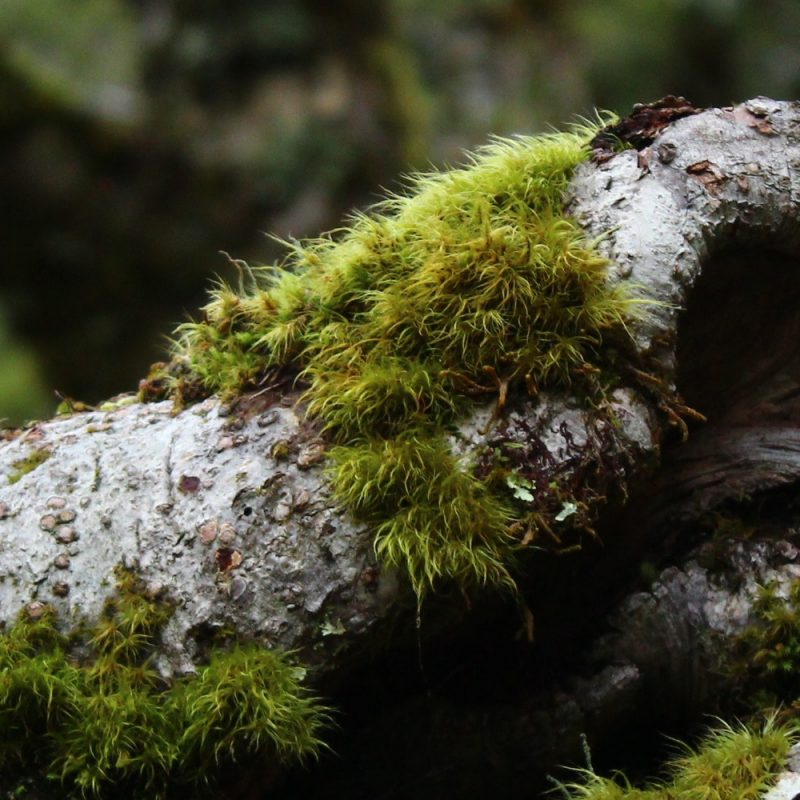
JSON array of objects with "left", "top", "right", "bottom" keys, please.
[{"left": 3, "top": 97, "right": 800, "bottom": 797}]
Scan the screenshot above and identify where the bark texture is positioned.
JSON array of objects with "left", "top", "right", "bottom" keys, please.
[
  {"left": 570, "top": 96, "right": 800, "bottom": 519},
  {"left": 0, "top": 395, "right": 404, "bottom": 676}
]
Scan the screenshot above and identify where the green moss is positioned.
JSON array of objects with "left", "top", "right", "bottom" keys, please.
[
  {"left": 329, "top": 429, "right": 515, "bottom": 595},
  {"left": 172, "top": 117, "right": 654, "bottom": 597},
  {"left": 175, "top": 646, "right": 323, "bottom": 772},
  {"left": 0, "top": 569, "right": 328, "bottom": 798},
  {"left": 8, "top": 447, "right": 52, "bottom": 484},
  {"left": 564, "top": 718, "right": 796, "bottom": 800},
  {"left": 722, "top": 578, "right": 800, "bottom": 715}
]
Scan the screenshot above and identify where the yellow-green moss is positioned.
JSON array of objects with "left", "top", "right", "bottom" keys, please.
[
  {"left": 564, "top": 718, "right": 796, "bottom": 800},
  {"left": 328, "top": 429, "right": 516, "bottom": 594},
  {"left": 0, "top": 569, "right": 328, "bottom": 798},
  {"left": 172, "top": 117, "right": 650, "bottom": 597}
]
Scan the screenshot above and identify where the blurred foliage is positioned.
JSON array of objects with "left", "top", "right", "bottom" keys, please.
[
  {"left": 0, "top": 0, "right": 141, "bottom": 122},
  {"left": 0, "top": 306, "right": 50, "bottom": 425},
  {"left": 0, "top": 0, "right": 798, "bottom": 424}
]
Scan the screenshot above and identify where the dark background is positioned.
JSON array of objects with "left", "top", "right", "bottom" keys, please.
[{"left": 1, "top": 0, "right": 797, "bottom": 423}]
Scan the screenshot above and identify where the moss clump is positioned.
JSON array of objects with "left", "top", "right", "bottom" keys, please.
[
  {"left": 0, "top": 570, "right": 328, "bottom": 798},
  {"left": 564, "top": 718, "right": 796, "bottom": 800},
  {"left": 7, "top": 447, "right": 51, "bottom": 484},
  {"left": 328, "top": 429, "right": 515, "bottom": 594},
  {"left": 172, "top": 118, "right": 649, "bottom": 597},
  {"left": 723, "top": 579, "right": 800, "bottom": 716}
]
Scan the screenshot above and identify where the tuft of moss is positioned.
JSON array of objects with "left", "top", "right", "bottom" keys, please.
[
  {"left": 722, "top": 578, "right": 800, "bottom": 716},
  {"left": 0, "top": 570, "right": 328, "bottom": 798},
  {"left": 328, "top": 429, "right": 516, "bottom": 596},
  {"left": 176, "top": 121, "right": 636, "bottom": 405},
  {"left": 564, "top": 717, "right": 797, "bottom": 800},
  {"left": 176, "top": 645, "right": 324, "bottom": 773},
  {"left": 172, "top": 118, "right": 651, "bottom": 597}
]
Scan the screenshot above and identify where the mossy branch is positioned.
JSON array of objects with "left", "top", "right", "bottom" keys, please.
[{"left": 167, "top": 115, "right": 651, "bottom": 599}]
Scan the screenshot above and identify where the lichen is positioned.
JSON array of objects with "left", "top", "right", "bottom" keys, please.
[
  {"left": 0, "top": 568, "right": 328, "bottom": 798},
  {"left": 167, "top": 116, "right": 658, "bottom": 598},
  {"left": 7, "top": 447, "right": 52, "bottom": 484}
]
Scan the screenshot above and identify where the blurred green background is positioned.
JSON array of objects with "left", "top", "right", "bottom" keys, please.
[{"left": 0, "top": 0, "right": 797, "bottom": 424}]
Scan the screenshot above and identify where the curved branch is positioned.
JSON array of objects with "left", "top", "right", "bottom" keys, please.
[{"left": 3, "top": 98, "right": 800, "bottom": 797}]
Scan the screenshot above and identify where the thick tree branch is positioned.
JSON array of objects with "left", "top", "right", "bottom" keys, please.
[{"left": 3, "top": 97, "right": 800, "bottom": 797}]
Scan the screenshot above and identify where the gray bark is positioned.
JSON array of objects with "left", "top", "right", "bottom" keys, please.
[
  {"left": 3, "top": 97, "right": 800, "bottom": 793},
  {"left": 0, "top": 395, "right": 402, "bottom": 676},
  {"left": 0, "top": 383, "right": 654, "bottom": 675}
]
